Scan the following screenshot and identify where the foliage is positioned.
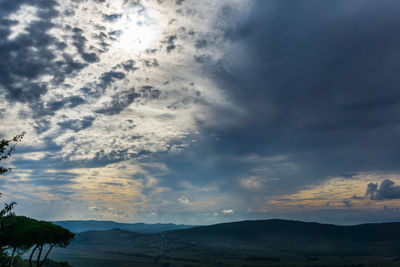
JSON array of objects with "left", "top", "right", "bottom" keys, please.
[
  {"left": 0, "top": 132, "right": 25, "bottom": 267},
  {"left": 0, "top": 132, "right": 25, "bottom": 176},
  {"left": 0, "top": 216, "right": 75, "bottom": 267},
  {"left": 0, "top": 132, "right": 25, "bottom": 218},
  {"left": 0, "top": 255, "right": 72, "bottom": 267},
  {"left": 0, "top": 133, "right": 74, "bottom": 266}
]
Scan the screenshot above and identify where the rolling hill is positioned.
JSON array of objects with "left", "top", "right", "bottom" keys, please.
[
  {"left": 50, "top": 219, "right": 400, "bottom": 267},
  {"left": 52, "top": 220, "right": 195, "bottom": 234}
]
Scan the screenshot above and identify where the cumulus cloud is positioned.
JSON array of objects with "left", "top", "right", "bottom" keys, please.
[
  {"left": 178, "top": 196, "right": 190, "bottom": 205},
  {"left": 239, "top": 176, "right": 262, "bottom": 190},
  {"left": 222, "top": 209, "right": 234, "bottom": 214},
  {"left": 366, "top": 179, "right": 400, "bottom": 200},
  {"left": 57, "top": 116, "right": 95, "bottom": 132},
  {"left": 0, "top": 0, "right": 247, "bottom": 223},
  {"left": 0, "top": 0, "right": 241, "bottom": 162}
]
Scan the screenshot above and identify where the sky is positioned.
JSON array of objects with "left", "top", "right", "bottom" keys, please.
[{"left": 1, "top": 0, "right": 400, "bottom": 225}]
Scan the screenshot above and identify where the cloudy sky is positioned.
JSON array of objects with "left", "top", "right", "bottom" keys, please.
[{"left": 1, "top": 0, "right": 400, "bottom": 225}]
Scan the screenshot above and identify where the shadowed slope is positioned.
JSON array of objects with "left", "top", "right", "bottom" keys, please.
[{"left": 50, "top": 219, "right": 400, "bottom": 267}]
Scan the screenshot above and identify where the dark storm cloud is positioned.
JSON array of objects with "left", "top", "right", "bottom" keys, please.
[
  {"left": 99, "top": 71, "right": 126, "bottom": 88},
  {"left": 140, "top": 86, "right": 161, "bottom": 100},
  {"left": 91, "top": 31, "right": 111, "bottom": 51},
  {"left": 71, "top": 27, "right": 99, "bottom": 63},
  {"left": 142, "top": 58, "right": 159, "bottom": 68},
  {"left": 58, "top": 53, "right": 87, "bottom": 75},
  {"left": 164, "top": 35, "right": 177, "bottom": 53},
  {"left": 366, "top": 180, "right": 400, "bottom": 200},
  {"left": 195, "top": 39, "right": 207, "bottom": 49},
  {"left": 0, "top": 19, "right": 56, "bottom": 102},
  {"left": 0, "top": 0, "right": 90, "bottom": 105},
  {"left": 192, "top": 0, "right": 400, "bottom": 196},
  {"left": 0, "top": 108, "right": 5, "bottom": 119},
  {"left": 216, "top": 0, "right": 400, "bottom": 135},
  {"left": 9, "top": 142, "right": 150, "bottom": 177},
  {"left": 10, "top": 142, "right": 150, "bottom": 175},
  {"left": 31, "top": 96, "right": 86, "bottom": 118},
  {"left": 57, "top": 116, "right": 95, "bottom": 132},
  {"left": 27, "top": 93, "right": 87, "bottom": 134},
  {"left": 103, "top": 13, "right": 121, "bottom": 22},
  {"left": 95, "top": 88, "right": 140, "bottom": 115},
  {"left": 95, "top": 86, "right": 162, "bottom": 116},
  {"left": 120, "top": 59, "right": 138, "bottom": 72},
  {"left": 71, "top": 148, "right": 150, "bottom": 168},
  {"left": 34, "top": 119, "right": 51, "bottom": 134},
  {"left": 193, "top": 54, "right": 210, "bottom": 64},
  {"left": 80, "top": 69, "right": 128, "bottom": 98},
  {"left": 0, "top": 0, "right": 57, "bottom": 17}
]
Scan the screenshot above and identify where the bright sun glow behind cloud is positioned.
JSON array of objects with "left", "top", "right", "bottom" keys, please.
[{"left": 111, "top": 5, "right": 164, "bottom": 54}]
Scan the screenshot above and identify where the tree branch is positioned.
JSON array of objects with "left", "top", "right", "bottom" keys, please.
[
  {"left": 39, "top": 245, "right": 54, "bottom": 267},
  {"left": 29, "top": 245, "right": 38, "bottom": 267},
  {"left": 8, "top": 247, "right": 15, "bottom": 267},
  {"left": 36, "top": 245, "right": 43, "bottom": 267}
]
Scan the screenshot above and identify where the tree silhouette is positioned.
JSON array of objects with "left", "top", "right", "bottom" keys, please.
[
  {"left": 0, "top": 132, "right": 25, "bottom": 175},
  {"left": 0, "top": 216, "right": 74, "bottom": 267},
  {"left": 0, "top": 132, "right": 75, "bottom": 267},
  {"left": 0, "top": 132, "right": 25, "bottom": 266},
  {"left": 0, "top": 216, "right": 36, "bottom": 267},
  {"left": 0, "top": 132, "right": 25, "bottom": 217},
  {"left": 27, "top": 220, "right": 74, "bottom": 267}
]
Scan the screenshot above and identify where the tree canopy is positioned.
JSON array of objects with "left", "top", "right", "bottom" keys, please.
[
  {"left": 0, "top": 216, "right": 74, "bottom": 267},
  {"left": 0, "top": 132, "right": 25, "bottom": 218},
  {"left": 0, "top": 133, "right": 74, "bottom": 267}
]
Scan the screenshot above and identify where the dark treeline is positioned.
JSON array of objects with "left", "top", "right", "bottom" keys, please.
[{"left": 0, "top": 133, "right": 74, "bottom": 267}]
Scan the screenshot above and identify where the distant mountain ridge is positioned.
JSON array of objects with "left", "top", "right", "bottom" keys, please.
[
  {"left": 50, "top": 219, "right": 400, "bottom": 267},
  {"left": 52, "top": 220, "right": 196, "bottom": 234}
]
